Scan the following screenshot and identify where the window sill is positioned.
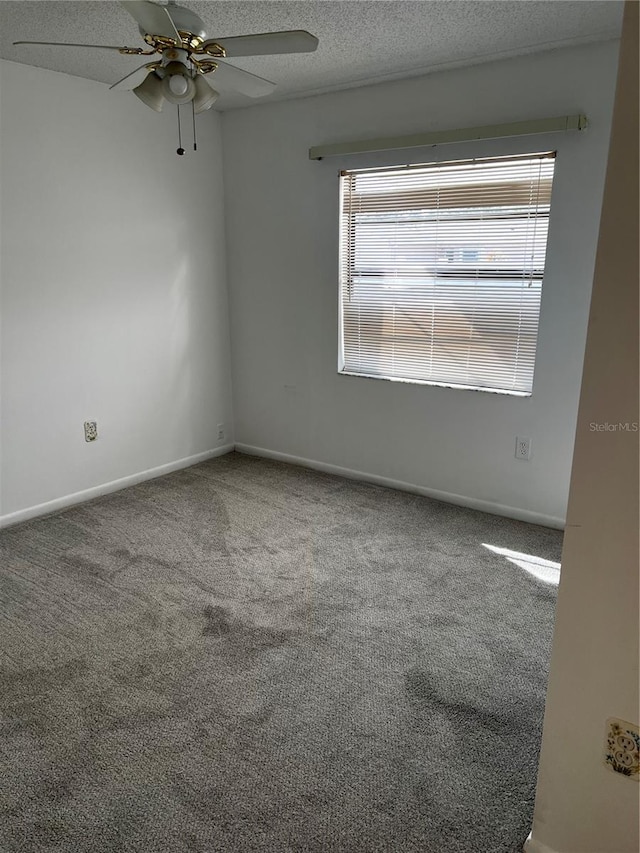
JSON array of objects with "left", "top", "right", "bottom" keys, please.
[{"left": 338, "top": 370, "right": 532, "bottom": 397}]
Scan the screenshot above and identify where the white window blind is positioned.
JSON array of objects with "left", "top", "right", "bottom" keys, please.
[{"left": 339, "top": 152, "right": 556, "bottom": 394}]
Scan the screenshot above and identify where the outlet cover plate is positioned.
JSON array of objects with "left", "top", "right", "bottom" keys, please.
[{"left": 605, "top": 718, "right": 639, "bottom": 780}]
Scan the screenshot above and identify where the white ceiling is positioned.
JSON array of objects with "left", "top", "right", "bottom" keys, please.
[{"left": 0, "top": 1, "right": 624, "bottom": 109}]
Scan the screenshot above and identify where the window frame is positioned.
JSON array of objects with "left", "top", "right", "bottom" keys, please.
[{"left": 337, "top": 149, "right": 558, "bottom": 398}]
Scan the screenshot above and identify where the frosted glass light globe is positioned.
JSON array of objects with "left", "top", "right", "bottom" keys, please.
[{"left": 169, "top": 75, "right": 189, "bottom": 96}]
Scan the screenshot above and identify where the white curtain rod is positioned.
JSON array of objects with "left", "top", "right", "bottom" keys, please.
[{"left": 308, "top": 114, "right": 587, "bottom": 160}]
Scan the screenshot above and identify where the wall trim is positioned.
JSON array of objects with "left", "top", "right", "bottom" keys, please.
[
  {"left": 0, "top": 445, "right": 235, "bottom": 530},
  {"left": 523, "top": 832, "right": 561, "bottom": 853},
  {"left": 235, "top": 443, "right": 565, "bottom": 529}
]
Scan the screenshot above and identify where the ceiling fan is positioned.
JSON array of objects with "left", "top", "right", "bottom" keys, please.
[{"left": 13, "top": 1, "right": 318, "bottom": 151}]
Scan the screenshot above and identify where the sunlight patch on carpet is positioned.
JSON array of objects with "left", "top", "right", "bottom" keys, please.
[{"left": 483, "top": 543, "right": 561, "bottom": 585}]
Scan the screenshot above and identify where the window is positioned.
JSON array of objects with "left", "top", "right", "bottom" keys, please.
[{"left": 339, "top": 152, "right": 556, "bottom": 395}]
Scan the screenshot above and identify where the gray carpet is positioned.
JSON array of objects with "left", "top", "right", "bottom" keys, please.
[{"left": 0, "top": 452, "right": 561, "bottom": 853}]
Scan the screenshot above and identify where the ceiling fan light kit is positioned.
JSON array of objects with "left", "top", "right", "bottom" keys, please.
[
  {"left": 133, "top": 70, "right": 165, "bottom": 111},
  {"left": 161, "top": 59, "right": 196, "bottom": 104},
  {"left": 193, "top": 75, "right": 220, "bottom": 114},
  {"left": 13, "top": 0, "right": 319, "bottom": 154}
]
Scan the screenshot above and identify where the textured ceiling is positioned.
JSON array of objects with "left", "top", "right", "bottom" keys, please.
[{"left": 0, "top": 1, "right": 624, "bottom": 109}]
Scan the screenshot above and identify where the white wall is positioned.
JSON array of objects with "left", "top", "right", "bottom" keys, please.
[
  {"left": 526, "top": 5, "right": 639, "bottom": 851},
  {"left": 0, "top": 60, "right": 234, "bottom": 523},
  {"left": 221, "top": 41, "right": 619, "bottom": 527}
]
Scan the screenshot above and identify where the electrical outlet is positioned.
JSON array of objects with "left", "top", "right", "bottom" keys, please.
[
  {"left": 605, "top": 718, "right": 640, "bottom": 780},
  {"left": 515, "top": 436, "right": 531, "bottom": 460},
  {"left": 217, "top": 423, "right": 225, "bottom": 442},
  {"left": 84, "top": 421, "right": 98, "bottom": 442}
]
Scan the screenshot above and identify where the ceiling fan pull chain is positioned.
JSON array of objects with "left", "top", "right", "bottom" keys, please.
[
  {"left": 176, "top": 104, "right": 185, "bottom": 156},
  {"left": 192, "top": 100, "right": 197, "bottom": 152}
]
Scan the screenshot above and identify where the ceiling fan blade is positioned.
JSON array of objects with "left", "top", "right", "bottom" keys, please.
[
  {"left": 209, "top": 61, "right": 276, "bottom": 99},
  {"left": 110, "top": 63, "right": 155, "bottom": 91},
  {"left": 120, "top": 1, "right": 180, "bottom": 41},
  {"left": 13, "top": 40, "right": 135, "bottom": 51},
  {"left": 203, "top": 30, "right": 319, "bottom": 58}
]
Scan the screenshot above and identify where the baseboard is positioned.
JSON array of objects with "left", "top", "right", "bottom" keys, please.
[
  {"left": 1, "top": 442, "right": 565, "bottom": 531},
  {"left": 0, "top": 445, "right": 235, "bottom": 530},
  {"left": 235, "top": 443, "right": 565, "bottom": 530},
  {"left": 523, "top": 833, "right": 560, "bottom": 853}
]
